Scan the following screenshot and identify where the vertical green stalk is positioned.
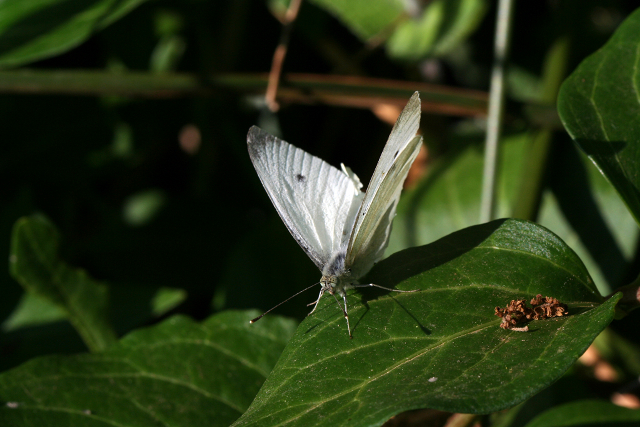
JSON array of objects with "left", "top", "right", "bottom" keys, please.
[{"left": 480, "top": 0, "right": 515, "bottom": 223}]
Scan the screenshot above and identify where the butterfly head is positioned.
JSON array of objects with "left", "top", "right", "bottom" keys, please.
[
  {"left": 320, "top": 271, "right": 353, "bottom": 297},
  {"left": 320, "top": 274, "right": 338, "bottom": 291}
]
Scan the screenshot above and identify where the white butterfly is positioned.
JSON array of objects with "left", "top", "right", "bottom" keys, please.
[{"left": 247, "top": 92, "right": 423, "bottom": 338}]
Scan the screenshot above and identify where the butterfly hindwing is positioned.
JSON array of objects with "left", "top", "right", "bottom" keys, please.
[{"left": 346, "top": 92, "right": 423, "bottom": 279}]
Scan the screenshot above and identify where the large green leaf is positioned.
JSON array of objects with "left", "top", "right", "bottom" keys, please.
[
  {"left": 524, "top": 399, "right": 640, "bottom": 427},
  {"left": 9, "top": 214, "right": 117, "bottom": 351},
  {"left": 0, "top": 311, "right": 297, "bottom": 427},
  {"left": 232, "top": 219, "right": 618, "bottom": 427},
  {"left": 0, "top": 0, "right": 148, "bottom": 68},
  {"left": 558, "top": 7, "right": 640, "bottom": 227}
]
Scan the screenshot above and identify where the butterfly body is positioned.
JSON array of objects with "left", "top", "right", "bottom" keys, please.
[{"left": 247, "top": 92, "right": 423, "bottom": 337}]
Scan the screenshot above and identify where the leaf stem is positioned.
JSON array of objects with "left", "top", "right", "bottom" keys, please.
[{"left": 480, "top": 0, "right": 515, "bottom": 222}]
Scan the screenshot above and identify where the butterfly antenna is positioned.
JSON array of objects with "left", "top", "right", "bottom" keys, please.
[
  {"left": 352, "top": 283, "right": 419, "bottom": 293},
  {"left": 250, "top": 282, "right": 320, "bottom": 323}
]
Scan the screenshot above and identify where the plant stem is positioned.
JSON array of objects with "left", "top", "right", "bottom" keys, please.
[
  {"left": 480, "top": 0, "right": 515, "bottom": 223},
  {"left": 265, "top": 0, "right": 303, "bottom": 112}
]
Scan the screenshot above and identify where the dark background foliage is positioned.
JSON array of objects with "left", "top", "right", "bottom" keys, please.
[{"left": 2, "top": 3, "right": 640, "bottom": 424}]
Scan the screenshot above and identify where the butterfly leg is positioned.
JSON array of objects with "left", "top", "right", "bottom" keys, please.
[
  {"left": 307, "top": 288, "right": 325, "bottom": 316},
  {"left": 327, "top": 291, "right": 352, "bottom": 339}
]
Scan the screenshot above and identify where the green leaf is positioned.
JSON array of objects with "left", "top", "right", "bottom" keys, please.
[
  {"left": 307, "top": 0, "right": 404, "bottom": 41},
  {"left": 9, "top": 214, "right": 117, "bottom": 351},
  {"left": 232, "top": 219, "right": 618, "bottom": 426},
  {"left": 151, "top": 287, "right": 187, "bottom": 317},
  {"left": 0, "top": 311, "right": 298, "bottom": 427},
  {"left": 2, "top": 293, "right": 66, "bottom": 331},
  {"left": 386, "top": 0, "right": 488, "bottom": 59},
  {"left": 524, "top": 399, "right": 640, "bottom": 427},
  {"left": 558, "top": 7, "right": 640, "bottom": 227},
  {"left": 286, "top": 0, "right": 487, "bottom": 59},
  {"left": 122, "top": 189, "right": 167, "bottom": 226},
  {"left": 0, "top": 0, "right": 148, "bottom": 68}
]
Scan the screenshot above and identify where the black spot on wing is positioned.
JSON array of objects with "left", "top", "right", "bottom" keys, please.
[
  {"left": 296, "top": 173, "right": 306, "bottom": 183},
  {"left": 394, "top": 150, "right": 399, "bottom": 159}
]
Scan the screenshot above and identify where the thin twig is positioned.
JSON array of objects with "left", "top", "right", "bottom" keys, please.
[
  {"left": 480, "top": 0, "right": 515, "bottom": 223},
  {"left": 265, "top": 0, "right": 303, "bottom": 112},
  {"left": 0, "top": 70, "right": 502, "bottom": 117}
]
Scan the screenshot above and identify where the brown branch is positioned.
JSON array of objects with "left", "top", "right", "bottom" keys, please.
[{"left": 265, "top": 0, "right": 303, "bottom": 112}]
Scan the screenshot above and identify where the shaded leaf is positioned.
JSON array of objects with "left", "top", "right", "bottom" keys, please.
[
  {"left": 386, "top": 0, "right": 488, "bottom": 59},
  {"left": 524, "top": 399, "right": 640, "bottom": 427},
  {"left": 0, "top": 311, "right": 297, "bottom": 427},
  {"left": 9, "top": 214, "right": 117, "bottom": 351},
  {"left": 1, "top": 293, "right": 66, "bottom": 331},
  {"left": 307, "top": 0, "right": 403, "bottom": 41},
  {"left": 539, "top": 138, "right": 639, "bottom": 294},
  {"left": 387, "top": 133, "right": 528, "bottom": 254},
  {"left": 558, "top": 7, "right": 640, "bottom": 226},
  {"left": 275, "top": 0, "right": 487, "bottom": 59},
  {"left": 232, "top": 219, "right": 618, "bottom": 427},
  {"left": 0, "top": 0, "right": 148, "bottom": 68},
  {"left": 151, "top": 287, "right": 187, "bottom": 316},
  {"left": 388, "top": 133, "right": 638, "bottom": 295}
]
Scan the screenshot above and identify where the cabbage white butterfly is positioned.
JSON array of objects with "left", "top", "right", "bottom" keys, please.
[{"left": 247, "top": 92, "right": 422, "bottom": 338}]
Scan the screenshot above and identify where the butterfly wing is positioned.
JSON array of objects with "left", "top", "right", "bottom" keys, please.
[
  {"left": 247, "top": 126, "right": 364, "bottom": 271},
  {"left": 346, "top": 92, "right": 423, "bottom": 279}
]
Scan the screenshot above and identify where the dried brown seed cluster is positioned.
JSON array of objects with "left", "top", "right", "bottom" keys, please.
[{"left": 495, "top": 294, "right": 568, "bottom": 331}]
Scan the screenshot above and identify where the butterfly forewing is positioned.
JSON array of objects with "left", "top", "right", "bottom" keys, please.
[
  {"left": 247, "top": 126, "right": 363, "bottom": 271},
  {"left": 346, "top": 92, "right": 422, "bottom": 279}
]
